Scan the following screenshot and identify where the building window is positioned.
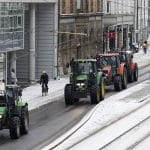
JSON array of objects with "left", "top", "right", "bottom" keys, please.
[
  {"left": 107, "top": 1, "right": 110, "bottom": 13},
  {"left": 62, "top": 1, "right": 66, "bottom": 14},
  {"left": 91, "top": 0, "right": 93, "bottom": 12},
  {"left": 70, "top": 1, "right": 73, "bottom": 13},
  {"left": 0, "top": 2, "right": 24, "bottom": 51},
  {"left": 77, "top": 0, "right": 83, "bottom": 13},
  {"left": 85, "top": 0, "right": 88, "bottom": 13}
]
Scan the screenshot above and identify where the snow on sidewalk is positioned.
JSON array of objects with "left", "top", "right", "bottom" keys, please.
[{"left": 22, "top": 78, "right": 69, "bottom": 111}]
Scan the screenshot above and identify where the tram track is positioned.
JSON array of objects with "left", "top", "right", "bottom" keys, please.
[{"left": 42, "top": 65, "right": 150, "bottom": 150}]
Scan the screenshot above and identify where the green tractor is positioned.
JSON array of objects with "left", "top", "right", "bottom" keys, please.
[
  {"left": 64, "top": 59, "right": 105, "bottom": 105},
  {"left": 0, "top": 85, "right": 29, "bottom": 139}
]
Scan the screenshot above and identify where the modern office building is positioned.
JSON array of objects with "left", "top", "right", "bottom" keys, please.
[{"left": 0, "top": 0, "right": 58, "bottom": 84}]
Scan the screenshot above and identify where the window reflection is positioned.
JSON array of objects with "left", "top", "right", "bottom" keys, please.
[{"left": 0, "top": 2, "right": 24, "bottom": 51}]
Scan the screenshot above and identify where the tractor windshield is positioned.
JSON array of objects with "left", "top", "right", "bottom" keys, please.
[
  {"left": 72, "top": 61, "right": 96, "bottom": 74},
  {"left": 97, "top": 56, "right": 116, "bottom": 68},
  {"left": 119, "top": 53, "right": 126, "bottom": 62}
]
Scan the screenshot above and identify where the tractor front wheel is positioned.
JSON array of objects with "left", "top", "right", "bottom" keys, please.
[
  {"left": 9, "top": 117, "right": 20, "bottom": 139},
  {"left": 90, "top": 85, "right": 99, "bottom": 104},
  {"left": 20, "top": 106, "right": 29, "bottom": 134},
  {"left": 100, "top": 78, "right": 105, "bottom": 101},
  {"left": 134, "top": 66, "right": 138, "bottom": 81},
  {"left": 114, "top": 75, "right": 122, "bottom": 91},
  {"left": 64, "top": 84, "right": 73, "bottom": 105},
  {"left": 128, "top": 71, "right": 134, "bottom": 82}
]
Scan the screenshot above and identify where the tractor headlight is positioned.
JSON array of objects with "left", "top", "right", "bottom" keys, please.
[
  {"left": 76, "top": 82, "right": 85, "bottom": 89},
  {"left": 0, "top": 115, "right": 2, "bottom": 119},
  {"left": 76, "top": 83, "right": 85, "bottom": 86}
]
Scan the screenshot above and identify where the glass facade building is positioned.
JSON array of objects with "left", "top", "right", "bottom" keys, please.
[{"left": 0, "top": 2, "right": 24, "bottom": 52}]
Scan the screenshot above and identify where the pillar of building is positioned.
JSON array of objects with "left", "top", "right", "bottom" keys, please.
[
  {"left": 29, "top": 3, "right": 36, "bottom": 83},
  {"left": 126, "top": 24, "right": 130, "bottom": 50},
  {"left": 10, "top": 51, "right": 17, "bottom": 72},
  {"left": 115, "top": 25, "right": 118, "bottom": 50},
  {"left": 121, "top": 25, "right": 124, "bottom": 48},
  {"left": 107, "top": 27, "right": 110, "bottom": 52}
]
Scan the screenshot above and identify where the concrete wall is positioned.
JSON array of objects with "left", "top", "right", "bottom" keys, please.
[
  {"left": 17, "top": 3, "right": 56, "bottom": 83},
  {"left": 35, "top": 3, "right": 55, "bottom": 79}
]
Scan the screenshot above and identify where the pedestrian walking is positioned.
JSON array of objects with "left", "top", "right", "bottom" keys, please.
[
  {"left": 40, "top": 71, "right": 49, "bottom": 96},
  {"left": 143, "top": 41, "right": 148, "bottom": 54},
  {"left": 10, "top": 68, "right": 17, "bottom": 84}
]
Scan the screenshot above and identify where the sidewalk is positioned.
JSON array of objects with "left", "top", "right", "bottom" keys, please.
[{"left": 22, "top": 77, "right": 69, "bottom": 111}]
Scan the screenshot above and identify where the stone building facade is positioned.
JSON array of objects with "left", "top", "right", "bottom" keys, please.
[{"left": 59, "top": 0, "right": 103, "bottom": 75}]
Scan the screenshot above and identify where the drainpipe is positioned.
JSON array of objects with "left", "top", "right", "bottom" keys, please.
[
  {"left": 10, "top": 51, "right": 17, "bottom": 76},
  {"left": 54, "top": 2, "right": 58, "bottom": 79},
  {"left": 29, "top": 3, "right": 36, "bottom": 83}
]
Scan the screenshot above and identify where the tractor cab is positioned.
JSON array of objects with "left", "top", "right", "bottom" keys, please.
[
  {"left": 6, "top": 85, "right": 22, "bottom": 103},
  {"left": 119, "top": 50, "right": 133, "bottom": 65},
  {"left": 71, "top": 59, "right": 97, "bottom": 75},
  {"left": 0, "top": 84, "right": 29, "bottom": 139},
  {"left": 96, "top": 53, "right": 127, "bottom": 91},
  {"left": 118, "top": 50, "right": 138, "bottom": 82},
  {"left": 96, "top": 53, "right": 120, "bottom": 78}
]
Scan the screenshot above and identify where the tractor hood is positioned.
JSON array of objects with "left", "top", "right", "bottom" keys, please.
[
  {"left": 0, "top": 107, "right": 7, "bottom": 116},
  {"left": 76, "top": 74, "right": 88, "bottom": 81}
]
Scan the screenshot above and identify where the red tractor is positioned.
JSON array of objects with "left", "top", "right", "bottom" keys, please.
[
  {"left": 118, "top": 50, "right": 138, "bottom": 82},
  {"left": 96, "top": 53, "right": 127, "bottom": 91}
]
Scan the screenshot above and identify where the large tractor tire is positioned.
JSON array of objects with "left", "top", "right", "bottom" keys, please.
[
  {"left": 128, "top": 71, "right": 134, "bottom": 83},
  {"left": 134, "top": 66, "right": 138, "bottom": 81},
  {"left": 99, "top": 78, "right": 105, "bottom": 101},
  {"left": 90, "top": 85, "right": 99, "bottom": 104},
  {"left": 9, "top": 117, "right": 20, "bottom": 139},
  {"left": 122, "top": 69, "right": 127, "bottom": 89},
  {"left": 20, "top": 106, "right": 29, "bottom": 134},
  {"left": 64, "top": 84, "right": 73, "bottom": 105},
  {"left": 114, "top": 75, "right": 122, "bottom": 91}
]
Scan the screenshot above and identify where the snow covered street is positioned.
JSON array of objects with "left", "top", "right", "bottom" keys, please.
[
  {"left": 20, "top": 40, "right": 150, "bottom": 150},
  {"left": 41, "top": 49, "right": 150, "bottom": 149}
]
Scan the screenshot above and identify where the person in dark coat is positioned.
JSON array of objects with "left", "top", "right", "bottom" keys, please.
[{"left": 40, "top": 71, "right": 49, "bottom": 91}]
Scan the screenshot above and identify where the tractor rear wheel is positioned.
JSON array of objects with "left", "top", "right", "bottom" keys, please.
[
  {"left": 134, "top": 66, "right": 138, "bottom": 81},
  {"left": 122, "top": 69, "right": 127, "bottom": 89},
  {"left": 128, "top": 71, "right": 134, "bottom": 82},
  {"left": 20, "top": 106, "right": 29, "bottom": 134},
  {"left": 90, "top": 85, "right": 99, "bottom": 104},
  {"left": 100, "top": 78, "right": 105, "bottom": 101},
  {"left": 114, "top": 75, "right": 122, "bottom": 91},
  {"left": 9, "top": 117, "right": 20, "bottom": 139},
  {"left": 64, "top": 84, "right": 73, "bottom": 105}
]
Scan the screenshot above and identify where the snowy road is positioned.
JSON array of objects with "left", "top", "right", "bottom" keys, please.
[
  {"left": 43, "top": 79, "right": 150, "bottom": 150},
  {"left": 71, "top": 98, "right": 150, "bottom": 150}
]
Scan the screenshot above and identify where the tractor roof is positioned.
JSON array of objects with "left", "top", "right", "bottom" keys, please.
[
  {"left": 96, "top": 53, "right": 119, "bottom": 58},
  {"left": 6, "top": 85, "right": 20, "bottom": 88},
  {"left": 74, "top": 59, "right": 96, "bottom": 62},
  {"left": 118, "top": 50, "right": 133, "bottom": 54}
]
